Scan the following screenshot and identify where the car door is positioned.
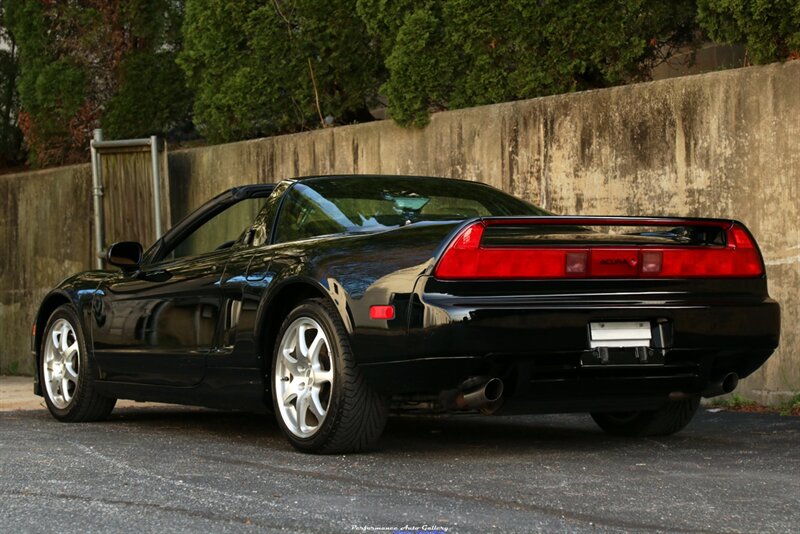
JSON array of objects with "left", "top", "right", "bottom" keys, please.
[
  {"left": 92, "top": 192, "right": 270, "bottom": 387},
  {"left": 215, "top": 184, "right": 288, "bottom": 370}
]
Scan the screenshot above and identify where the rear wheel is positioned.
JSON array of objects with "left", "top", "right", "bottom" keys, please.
[
  {"left": 591, "top": 395, "right": 700, "bottom": 437},
  {"left": 271, "top": 298, "right": 388, "bottom": 453},
  {"left": 40, "top": 305, "right": 116, "bottom": 422}
]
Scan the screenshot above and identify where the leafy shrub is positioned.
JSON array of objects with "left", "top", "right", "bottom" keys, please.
[
  {"left": 698, "top": 0, "right": 800, "bottom": 63},
  {"left": 179, "top": 0, "right": 381, "bottom": 142}
]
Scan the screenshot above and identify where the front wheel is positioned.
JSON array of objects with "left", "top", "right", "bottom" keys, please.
[
  {"left": 40, "top": 305, "right": 116, "bottom": 422},
  {"left": 271, "top": 298, "right": 388, "bottom": 453},
  {"left": 591, "top": 395, "right": 700, "bottom": 437}
]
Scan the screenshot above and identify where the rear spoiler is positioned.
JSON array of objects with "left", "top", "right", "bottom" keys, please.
[
  {"left": 433, "top": 216, "right": 765, "bottom": 280},
  {"left": 477, "top": 215, "right": 737, "bottom": 228}
]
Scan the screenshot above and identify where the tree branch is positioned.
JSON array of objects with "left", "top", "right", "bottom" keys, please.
[{"left": 307, "top": 58, "right": 326, "bottom": 128}]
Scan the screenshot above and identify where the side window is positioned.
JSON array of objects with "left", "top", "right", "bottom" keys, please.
[
  {"left": 419, "top": 196, "right": 487, "bottom": 218},
  {"left": 274, "top": 186, "right": 346, "bottom": 243},
  {"left": 167, "top": 197, "right": 267, "bottom": 260},
  {"left": 248, "top": 185, "right": 286, "bottom": 247}
]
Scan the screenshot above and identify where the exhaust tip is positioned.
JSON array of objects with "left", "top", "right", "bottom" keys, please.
[
  {"left": 447, "top": 377, "right": 505, "bottom": 412},
  {"left": 702, "top": 372, "right": 741, "bottom": 398},
  {"left": 484, "top": 378, "right": 504, "bottom": 402},
  {"left": 722, "top": 372, "right": 739, "bottom": 394}
]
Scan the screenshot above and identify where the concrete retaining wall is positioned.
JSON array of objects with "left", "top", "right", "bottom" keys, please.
[
  {"left": 3, "top": 61, "right": 798, "bottom": 403},
  {"left": 1, "top": 164, "right": 94, "bottom": 373}
]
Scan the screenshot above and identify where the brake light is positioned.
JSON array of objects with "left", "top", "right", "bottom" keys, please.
[{"left": 434, "top": 221, "right": 764, "bottom": 279}]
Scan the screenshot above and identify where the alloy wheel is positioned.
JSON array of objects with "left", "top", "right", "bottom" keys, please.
[
  {"left": 274, "top": 317, "right": 334, "bottom": 438},
  {"left": 43, "top": 318, "right": 80, "bottom": 409}
]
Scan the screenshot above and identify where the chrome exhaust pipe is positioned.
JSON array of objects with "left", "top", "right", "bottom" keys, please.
[
  {"left": 453, "top": 378, "right": 504, "bottom": 413},
  {"left": 702, "top": 372, "right": 739, "bottom": 398}
]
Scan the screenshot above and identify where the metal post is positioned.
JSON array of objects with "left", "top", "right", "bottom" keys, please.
[
  {"left": 150, "top": 136, "right": 163, "bottom": 239},
  {"left": 90, "top": 129, "right": 105, "bottom": 269}
]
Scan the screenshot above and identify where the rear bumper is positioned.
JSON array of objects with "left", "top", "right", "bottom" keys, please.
[
  {"left": 356, "top": 279, "right": 780, "bottom": 407},
  {"left": 360, "top": 347, "right": 775, "bottom": 401}
]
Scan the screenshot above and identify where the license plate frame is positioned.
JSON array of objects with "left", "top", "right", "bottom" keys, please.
[
  {"left": 583, "top": 321, "right": 663, "bottom": 366},
  {"left": 589, "top": 321, "right": 652, "bottom": 348}
]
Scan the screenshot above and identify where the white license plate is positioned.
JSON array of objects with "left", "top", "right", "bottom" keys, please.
[{"left": 589, "top": 321, "right": 651, "bottom": 348}]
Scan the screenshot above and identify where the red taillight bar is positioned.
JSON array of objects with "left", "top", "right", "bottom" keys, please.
[{"left": 434, "top": 219, "right": 764, "bottom": 280}]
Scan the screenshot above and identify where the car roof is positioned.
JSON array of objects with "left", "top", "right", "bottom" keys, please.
[
  {"left": 238, "top": 175, "right": 497, "bottom": 192},
  {"left": 286, "top": 174, "right": 495, "bottom": 189},
  {"left": 229, "top": 183, "right": 276, "bottom": 199},
  {"left": 294, "top": 174, "right": 463, "bottom": 182}
]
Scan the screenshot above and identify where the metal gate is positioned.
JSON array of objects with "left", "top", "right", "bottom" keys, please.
[{"left": 89, "top": 129, "right": 170, "bottom": 268}]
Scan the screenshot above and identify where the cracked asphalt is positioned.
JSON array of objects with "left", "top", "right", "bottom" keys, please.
[{"left": 0, "top": 402, "right": 798, "bottom": 533}]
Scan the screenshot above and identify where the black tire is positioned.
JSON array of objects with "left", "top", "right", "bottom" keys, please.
[
  {"left": 40, "top": 305, "right": 116, "bottom": 422},
  {"left": 591, "top": 395, "right": 700, "bottom": 437},
  {"left": 271, "top": 298, "right": 388, "bottom": 453}
]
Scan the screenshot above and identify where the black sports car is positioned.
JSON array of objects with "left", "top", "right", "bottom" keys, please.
[{"left": 32, "top": 175, "right": 780, "bottom": 453}]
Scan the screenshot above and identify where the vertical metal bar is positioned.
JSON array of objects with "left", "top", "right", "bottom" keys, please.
[
  {"left": 150, "top": 135, "right": 163, "bottom": 239},
  {"left": 90, "top": 129, "right": 105, "bottom": 269}
]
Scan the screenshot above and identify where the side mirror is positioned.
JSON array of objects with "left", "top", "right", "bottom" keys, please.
[{"left": 107, "top": 241, "right": 143, "bottom": 272}]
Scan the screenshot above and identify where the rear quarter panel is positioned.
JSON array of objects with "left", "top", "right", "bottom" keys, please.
[{"left": 247, "top": 223, "right": 461, "bottom": 362}]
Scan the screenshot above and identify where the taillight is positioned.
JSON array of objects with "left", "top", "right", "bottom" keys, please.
[{"left": 434, "top": 221, "right": 764, "bottom": 280}]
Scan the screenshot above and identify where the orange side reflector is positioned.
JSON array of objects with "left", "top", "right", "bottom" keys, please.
[{"left": 369, "top": 305, "right": 395, "bottom": 320}]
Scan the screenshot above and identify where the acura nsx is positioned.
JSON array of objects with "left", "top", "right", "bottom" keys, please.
[{"left": 33, "top": 175, "right": 780, "bottom": 453}]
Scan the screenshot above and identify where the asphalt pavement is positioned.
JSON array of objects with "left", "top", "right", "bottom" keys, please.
[{"left": 0, "top": 382, "right": 798, "bottom": 533}]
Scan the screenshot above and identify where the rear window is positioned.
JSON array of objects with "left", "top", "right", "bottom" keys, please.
[{"left": 274, "top": 177, "right": 547, "bottom": 243}]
